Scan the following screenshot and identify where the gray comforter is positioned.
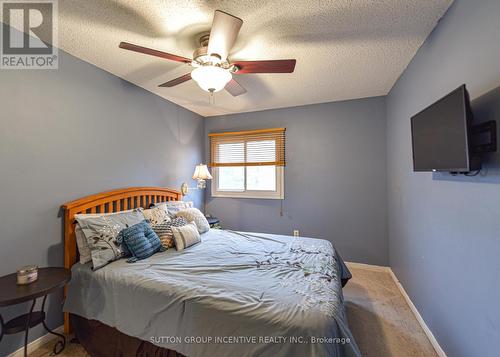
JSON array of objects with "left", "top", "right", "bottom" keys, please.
[{"left": 64, "top": 229, "right": 360, "bottom": 357}]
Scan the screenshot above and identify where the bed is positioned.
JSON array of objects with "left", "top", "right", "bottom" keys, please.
[{"left": 62, "top": 187, "right": 360, "bottom": 357}]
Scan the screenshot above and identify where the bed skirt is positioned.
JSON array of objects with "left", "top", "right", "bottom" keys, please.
[{"left": 71, "top": 314, "right": 186, "bottom": 357}]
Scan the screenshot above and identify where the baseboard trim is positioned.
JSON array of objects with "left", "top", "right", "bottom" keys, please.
[
  {"left": 7, "top": 325, "right": 64, "bottom": 357},
  {"left": 345, "top": 261, "right": 392, "bottom": 272},
  {"left": 346, "top": 262, "right": 447, "bottom": 357},
  {"left": 387, "top": 269, "right": 447, "bottom": 357}
]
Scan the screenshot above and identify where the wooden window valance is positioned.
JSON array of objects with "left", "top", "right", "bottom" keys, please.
[{"left": 209, "top": 128, "right": 286, "bottom": 167}]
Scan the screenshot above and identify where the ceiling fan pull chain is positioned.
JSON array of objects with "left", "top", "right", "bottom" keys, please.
[{"left": 208, "top": 89, "right": 215, "bottom": 105}]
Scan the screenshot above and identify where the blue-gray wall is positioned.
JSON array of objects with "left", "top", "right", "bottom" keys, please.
[
  {"left": 386, "top": 1, "right": 500, "bottom": 356},
  {"left": 0, "top": 34, "right": 204, "bottom": 355},
  {"left": 205, "top": 98, "right": 388, "bottom": 265}
]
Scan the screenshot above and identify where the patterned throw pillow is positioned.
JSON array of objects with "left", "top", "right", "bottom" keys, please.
[
  {"left": 74, "top": 209, "right": 141, "bottom": 265},
  {"left": 143, "top": 205, "right": 171, "bottom": 225},
  {"left": 152, "top": 217, "right": 188, "bottom": 249},
  {"left": 116, "top": 221, "right": 164, "bottom": 262},
  {"left": 75, "top": 209, "right": 145, "bottom": 270},
  {"left": 176, "top": 208, "right": 210, "bottom": 234},
  {"left": 171, "top": 222, "right": 201, "bottom": 251}
]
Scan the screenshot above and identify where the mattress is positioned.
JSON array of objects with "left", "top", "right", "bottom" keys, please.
[{"left": 64, "top": 229, "right": 360, "bottom": 357}]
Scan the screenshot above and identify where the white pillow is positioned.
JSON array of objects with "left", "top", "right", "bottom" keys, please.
[
  {"left": 176, "top": 208, "right": 210, "bottom": 234},
  {"left": 75, "top": 224, "right": 92, "bottom": 264},
  {"left": 171, "top": 222, "right": 201, "bottom": 251},
  {"left": 143, "top": 205, "right": 171, "bottom": 225},
  {"left": 156, "top": 201, "right": 193, "bottom": 217}
]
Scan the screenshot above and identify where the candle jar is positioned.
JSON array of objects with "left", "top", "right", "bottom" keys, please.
[{"left": 17, "top": 265, "right": 38, "bottom": 285}]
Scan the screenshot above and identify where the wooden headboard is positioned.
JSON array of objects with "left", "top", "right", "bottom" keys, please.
[{"left": 61, "top": 186, "right": 182, "bottom": 333}]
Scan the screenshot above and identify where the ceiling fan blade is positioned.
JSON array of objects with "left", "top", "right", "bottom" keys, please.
[
  {"left": 119, "top": 42, "right": 191, "bottom": 64},
  {"left": 207, "top": 10, "right": 243, "bottom": 61},
  {"left": 233, "top": 59, "right": 296, "bottom": 74},
  {"left": 225, "top": 78, "right": 247, "bottom": 97},
  {"left": 159, "top": 73, "right": 192, "bottom": 87}
]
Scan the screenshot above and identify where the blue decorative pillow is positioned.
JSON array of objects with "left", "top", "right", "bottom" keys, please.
[{"left": 116, "top": 221, "right": 164, "bottom": 262}]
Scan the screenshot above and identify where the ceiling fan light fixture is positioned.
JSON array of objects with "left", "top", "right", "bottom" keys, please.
[
  {"left": 191, "top": 65, "right": 232, "bottom": 93},
  {"left": 119, "top": 10, "right": 296, "bottom": 97}
]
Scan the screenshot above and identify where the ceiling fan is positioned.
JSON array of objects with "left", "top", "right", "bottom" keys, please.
[{"left": 119, "top": 10, "right": 296, "bottom": 97}]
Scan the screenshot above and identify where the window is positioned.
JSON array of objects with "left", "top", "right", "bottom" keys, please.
[{"left": 209, "top": 128, "right": 285, "bottom": 199}]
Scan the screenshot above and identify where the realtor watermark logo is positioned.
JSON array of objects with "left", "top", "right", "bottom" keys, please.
[{"left": 1, "top": 0, "right": 58, "bottom": 69}]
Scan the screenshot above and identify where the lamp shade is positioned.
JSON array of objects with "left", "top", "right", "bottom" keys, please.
[
  {"left": 192, "top": 164, "right": 213, "bottom": 180},
  {"left": 191, "top": 66, "right": 232, "bottom": 93}
]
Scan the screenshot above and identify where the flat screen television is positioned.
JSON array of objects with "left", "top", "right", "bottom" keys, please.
[{"left": 410, "top": 84, "right": 480, "bottom": 173}]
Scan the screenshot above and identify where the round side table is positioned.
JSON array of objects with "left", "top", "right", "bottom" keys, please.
[{"left": 0, "top": 267, "right": 71, "bottom": 357}]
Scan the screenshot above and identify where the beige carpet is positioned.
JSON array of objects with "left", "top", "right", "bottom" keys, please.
[
  {"left": 32, "top": 265, "right": 437, "bottom": 357},
  {"left": 344, "top": 265, "right": 437, "bottom": 357}
]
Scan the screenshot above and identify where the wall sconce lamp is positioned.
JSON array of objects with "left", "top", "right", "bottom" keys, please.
[{"left": 181, "top": 164, "right": 213, "bottom": 195}]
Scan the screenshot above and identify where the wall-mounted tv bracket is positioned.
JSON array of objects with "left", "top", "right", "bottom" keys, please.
[{"left": 470, "top": 120, "right": 497, "bottom": 154}]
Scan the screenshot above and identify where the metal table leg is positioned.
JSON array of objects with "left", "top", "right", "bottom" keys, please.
[
  {"left": 24, "top": 299, "right": 36, "bottom": 357},
  {"left": 41, "top": 295, "right": 66, "bottom": 355},
  {"left": 0, "top": 296, "right": 66, "bottom": 356},
  {"left": 0, "top": 313, "right": 4, "bottom": 343}
]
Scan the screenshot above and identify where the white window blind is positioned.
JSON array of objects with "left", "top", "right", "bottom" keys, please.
[{"left": 209, "top": 128, "right": 286, "bottom": 167}]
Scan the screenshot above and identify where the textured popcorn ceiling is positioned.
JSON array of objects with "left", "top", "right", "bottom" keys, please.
[{"left": 55, "top": 0, "right": 452, "bottom": 117}]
